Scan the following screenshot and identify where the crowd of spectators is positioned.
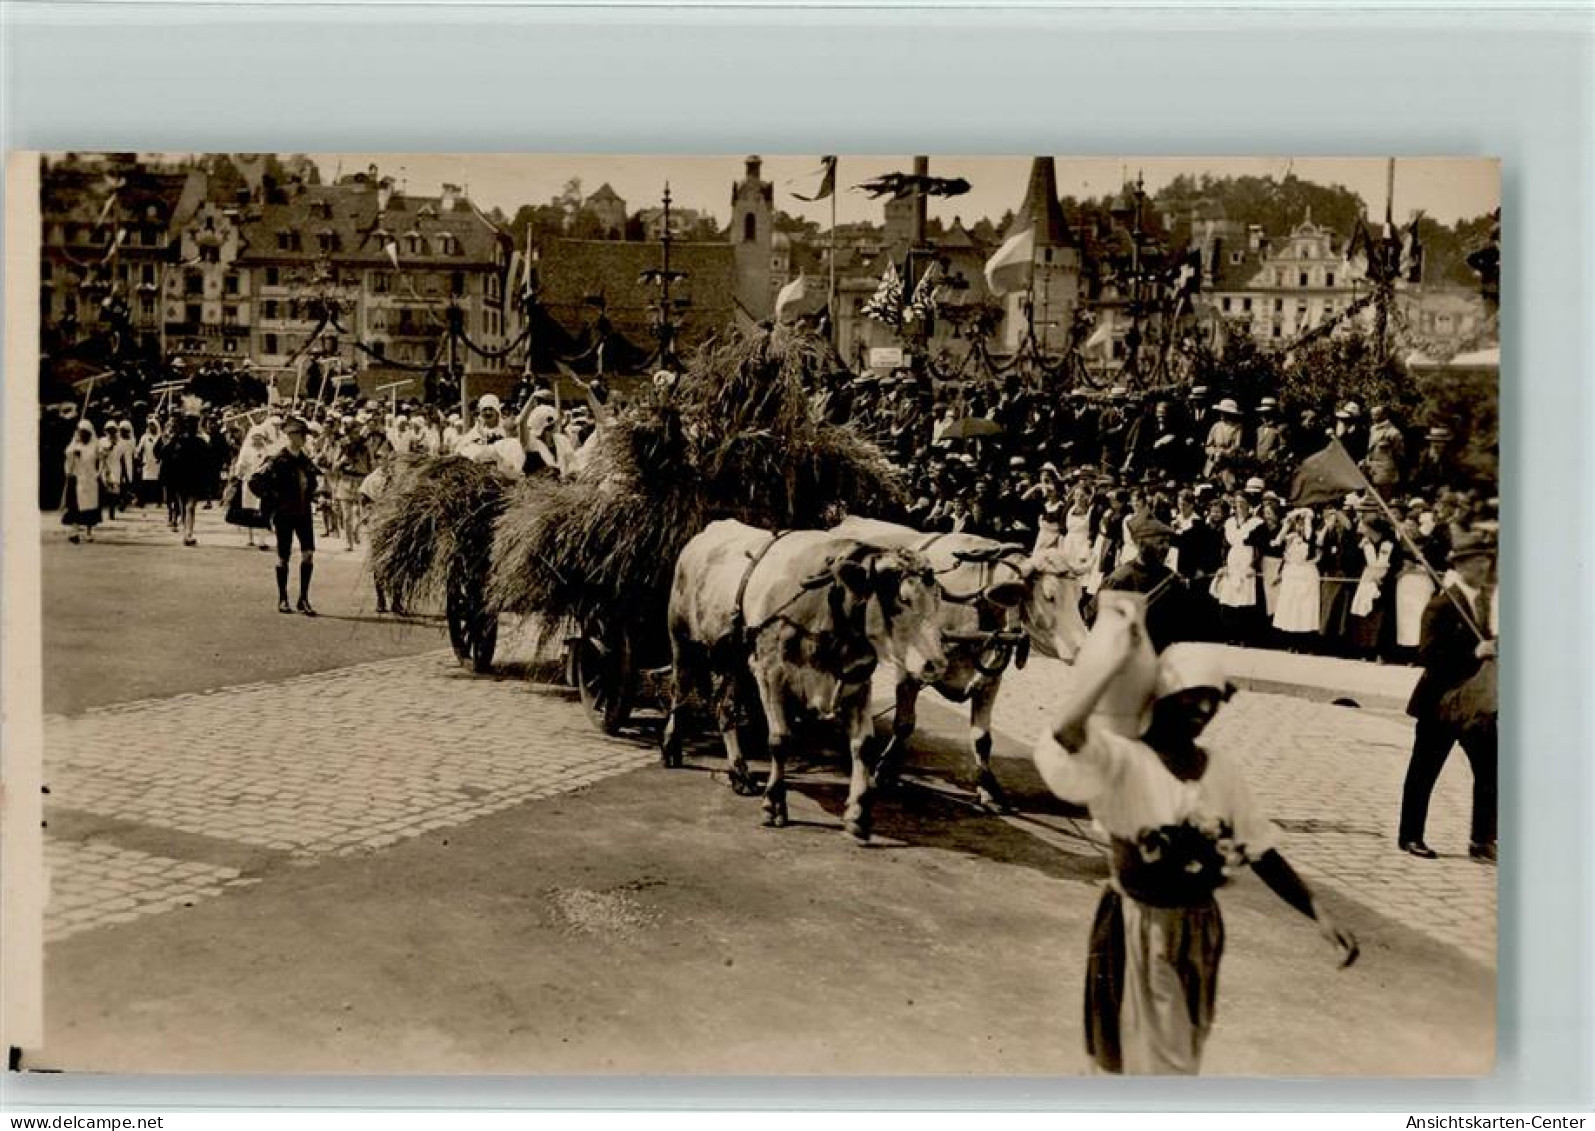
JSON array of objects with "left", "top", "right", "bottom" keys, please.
[
  {"left": 823, "top": 370, "right": 1498, "bottom": 664},
  {"left": 42, "top": 359, "right": 1496, "bottom": 666}
]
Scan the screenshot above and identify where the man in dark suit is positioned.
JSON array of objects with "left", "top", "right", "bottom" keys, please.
[
  {"left": 1398, "top": 532, "right": 1497, "bottom": 862},
  {"left": 1091, "top": 514, "right": 1195, "bottom": 652}
]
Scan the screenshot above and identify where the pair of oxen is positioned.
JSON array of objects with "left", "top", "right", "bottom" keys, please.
[{"left": 661, "top": 517, "right": 1089, "bottom": 843}]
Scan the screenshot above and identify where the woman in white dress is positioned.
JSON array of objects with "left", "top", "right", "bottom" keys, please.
[
  {"left": 1272, "top": 508, "right": 1321, "bottom": 647},
  {"left": 229, "top": 427, "right": 276, "bottom": 550},
  {"left": 1058, "top": 479, "right": 1100, "bottom": 578},
  {"left": 63, "top": 422, "right": 102, "bottom": 543},
  {"left": 1210, "top": 493, "right": 1265, "bottom": 644},
  {"left": 1392, "top": 514, "right": 1435, "bottom": 660}
]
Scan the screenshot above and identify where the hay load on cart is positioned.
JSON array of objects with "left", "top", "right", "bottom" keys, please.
[
  {"left": 367, "top": 455, "right": 510, "bottom": 672},
  {"left": 488, "top": 324, "right": 908, "bottom": 733}
]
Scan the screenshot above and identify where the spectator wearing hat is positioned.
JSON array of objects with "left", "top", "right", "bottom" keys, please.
[
  {"left": 1098, "top": 389, "right": 1132, "bottom": 471},
  {"left": 1253, "top": 398, "right": 1288, "bottom": 476},
  {"left": 1333, "top": 400, "right": 1368, "bottom": 460},
  {"left": 1398, "top": 532, "right": 1497, "bottom": 862},
  {"left": 1186, "top": 384, "right": 1213, "bottom": 438},
  {"left": 1411, "top": 425, "right": 1455, "bottom": 494},
  {"left": 1202, "top": 399, "right": 1245, "bottom": 489},
  {"left": 1063, "top": 391, "right": 1102, "bottom": 468},
  {"left": 248, "top": 417, "right": 322, "bottom": 615},
  {"left": 1291, "top": 407, "right": 1331, "bottom": 462},
  {"left": 1362, "top": 405, "right": 1406, "bottom": 492},
  {"left": 1092, "top": 513, "right": 1194, "bottom": 652}
]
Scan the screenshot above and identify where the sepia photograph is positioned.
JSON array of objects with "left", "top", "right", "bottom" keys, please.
[{"left": 10, "top": 151, "right": 1500, "bottom": 1076}]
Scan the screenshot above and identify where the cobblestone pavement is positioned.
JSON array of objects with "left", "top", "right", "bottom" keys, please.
[
  {"left": 40, "top": 590, "right": 1492, "bottom": 969},
  {"left": 961, "top": 656, "right": 1497, "bottom": 968},
  {"left": 41, "top": 649, "right": 652, "bottom": 942}
]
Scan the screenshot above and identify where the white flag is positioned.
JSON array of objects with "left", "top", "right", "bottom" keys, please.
[
  {"left": 983, "top": 227, "right": 1034, "bottom": 296},
  {"left": 775, "top": 273, "right": 827, "bottom": 322}
]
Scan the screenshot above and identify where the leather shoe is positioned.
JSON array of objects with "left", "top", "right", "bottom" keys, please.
[
  {"left": 1400, "top": 840, "right": 1438, "bottom": 859},
  {"left": 278, "top": 599, "right": 293, "bottom": 614},
  {"left": 297, "top": 598, "right": 318, "bottom": 617},
  {"left": 1468, "top": 841, "right": 1498, "bottom": 863}
]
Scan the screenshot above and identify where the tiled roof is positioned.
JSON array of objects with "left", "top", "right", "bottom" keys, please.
[
  {"left": 538, "top": 237, "right": 738, "bottom": 356},
  {"left": 235, "top": 183, "right": 506, "bottom": 267}
]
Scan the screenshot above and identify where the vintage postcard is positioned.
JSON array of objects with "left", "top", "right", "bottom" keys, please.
[{"left": 3, "top": 152, "right": 1499, "bottom": 1075}]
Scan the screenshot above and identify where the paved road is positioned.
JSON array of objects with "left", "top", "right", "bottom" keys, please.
[
  {"left": 41, "top": 647, "right": 1496, "bottom": 968},
  {"left": 26, "top": 511, "right": 1496, "bottom": 1074}
]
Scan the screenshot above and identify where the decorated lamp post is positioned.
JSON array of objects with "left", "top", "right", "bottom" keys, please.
[{"left": 638, "top": 183, "right": 690, "bottom": 369}]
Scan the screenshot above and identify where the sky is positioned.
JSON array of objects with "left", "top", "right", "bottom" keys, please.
[{"left": 311, "top": 154, "right": 1500, "bottom": 232}]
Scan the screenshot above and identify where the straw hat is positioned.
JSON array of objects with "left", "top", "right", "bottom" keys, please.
[{"left": 1215, "top": 398, "right": 1242, "bottom": 416}]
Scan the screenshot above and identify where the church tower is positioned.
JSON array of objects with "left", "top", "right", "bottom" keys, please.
[
  {"left": 732, "top": 155, "right": 774, "bottom": 322},
  {"left": 1001, "top": 156, "right": 1081, "bottom": 354}
]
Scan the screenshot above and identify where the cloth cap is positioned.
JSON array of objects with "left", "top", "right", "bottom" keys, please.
[
  {"left": 1154, "top": 644, "right": 1231, "bottom": 701},
  {"left": 282, "top": 417, "right": 309, "bottom": 437},
  {"left": 477, "top": 394, "right": 503, "bottom": 413},
  {"left": 1128, "top": 514, "right": 1176, "bottom": 542}
]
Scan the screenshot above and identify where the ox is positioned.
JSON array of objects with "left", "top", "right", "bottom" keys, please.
[
  {"left": 833, "top": 516, "right": 1089, "bottom": 812},
  {"left": 661, "top": 520, "right": 946, "bottom": 842}
]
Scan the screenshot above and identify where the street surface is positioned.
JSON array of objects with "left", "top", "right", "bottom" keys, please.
[{"left": 25, "top": 506, "right": 1495, "bottom": 1075}]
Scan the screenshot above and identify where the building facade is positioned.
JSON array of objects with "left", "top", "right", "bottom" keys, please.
[
  {"left": 1207, "top": 211, "right": 1351, "bottom": 344},
  {"left": 233, "top": 174, "right": 512, "bottom": 390}
]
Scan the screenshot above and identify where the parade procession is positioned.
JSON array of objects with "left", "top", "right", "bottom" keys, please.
[{"left": 25, "top": 152, "right": 1502, "bottom": 1076}]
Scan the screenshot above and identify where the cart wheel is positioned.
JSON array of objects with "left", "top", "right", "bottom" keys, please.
[
  {"left": 471, "top": 613, "right": 499, "bottom": 674},
  {"left": 573, "top": 620, "right": 637, "bottom": 735},
  {"left": 445, "top": 590, "right": 472, "bottom": 664}
]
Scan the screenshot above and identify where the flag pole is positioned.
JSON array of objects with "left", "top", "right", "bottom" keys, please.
[
  {"left": 1329, "top": 437, "right": 1487, "bottom": 643},
  {"left": 828, "top": 159, "right": 838, "bottom": 348}
]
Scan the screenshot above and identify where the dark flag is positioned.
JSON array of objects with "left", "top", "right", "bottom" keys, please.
[
  {"left": 792, "top": 156, "right": 837, "bottom": 202},
  {"left": 1289, "top": 438, "right": 1366, "bottom": 507}
]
